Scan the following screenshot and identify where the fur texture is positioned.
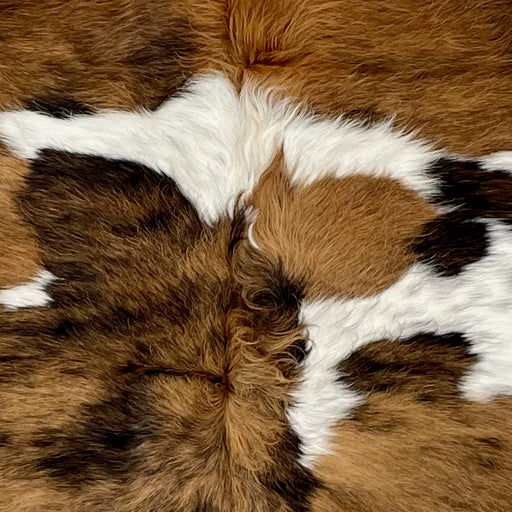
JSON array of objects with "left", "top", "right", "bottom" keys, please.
[
  {"left": 1, "top": 70, "right": 512, "bottom": 510},
  {"left": 0, "top": 73, "right": 441, "bottom": 224},
  {"left": 1, "top": 0, "right": 511, "bottom": 286},
  {"left": 0, "top": 151, "right": 40, "bottom": 287},
  {"left": 0, "top": 269, "right": 55, "bottom": 310},
  {"left": 222, "top": 0, "right": 512, "bottom": 154},
  {"left": 0, "top": 150, "right": 316, "bottom": 511},
  {"left": 0, "top": 1, "right": 512, "bottom": 511}
]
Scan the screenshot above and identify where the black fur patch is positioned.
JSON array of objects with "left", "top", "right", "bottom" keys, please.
[
  {"left": 413, "top": 211, "right": 488, "bottom": 276},
  {"left": 286, "top": 338, "right": 309, "bottom": 366},
  {"left": 414, "top": 157, "right": 512, "bottom": 275},
  {"left": 245, "top": 261, "right": 306, "bottom": 376},
  {"left": 339, "top": 333, "right": 475, "bottom": 402},
  {"left": 430, "top": 158, "right": 512, "bottom": 221},
  {"left": 26, "top": 97, "right": 93, "bottom": 118},
  {"left": 33, "top": 388, "right": 154, "bottom": 487},
  {"left": 0, "top": 432, "right": 9, "bottom": 447},
  {"left": 19, "top": 151, "right": 206, "bottom": 307},
  {"left": 249, "top": 264, "right": 304, "bottom": 312},
  {"left": 262, "top": 428, "right": 319, "bottom": 512},
  {"left": 25, "top": 150, "right": 201, "bottom": 212}
]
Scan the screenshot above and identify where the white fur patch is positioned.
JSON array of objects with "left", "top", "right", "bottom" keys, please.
[
  {"left": 0, "top": 75, "right": 242, "bottom": 225},
  {"left": 244, "top": 205, "right": 261, "bottom": 250},
  {"left": 286, "top": 305, "right": 366, "bottom": 469},
  {"left": 289, "top": 219, "right": 512, "bottom": 468},
  {"left": 0, "top": 74, "right": 442, "bottom": 225},
  {"left": 0, "top": 270, "right": 56, "bottom": 310},
  {"left": 480, "top": 151, "right": 512, "bottom": 172},
  {"left": 237, "top": 84, "right": 442, "bottom": 198}
]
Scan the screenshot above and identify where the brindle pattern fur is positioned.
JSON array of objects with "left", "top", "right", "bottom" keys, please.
[{"left": 0, "top": 151, "right": 316, "bottom": 511}]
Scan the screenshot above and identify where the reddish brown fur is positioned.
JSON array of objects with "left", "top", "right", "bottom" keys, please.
[
  {"left": 0, "top": 0, "right": 199, "bottom": 111},
  {"left": 251, "top": 153, "right": 436, "bottom": 299},
  {"left": 0, "top": 0, "right": 204, "bottom": 286},
  {"left": 225, "top": 0, "right": 512, "bottom": 155},
  {"left": 313, "top": 398, "right": 512, "bottom": 512},
  {"left": 1, "top": 1, "right": 511, "bottom": 151},
  {"left": 2, "top": 0, "right": 511, "bottom": 287},
  {"left": 0, "top": 148, "right": 40, "bottom": 287}
]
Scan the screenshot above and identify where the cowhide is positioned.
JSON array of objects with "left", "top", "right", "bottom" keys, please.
[{"left": 0, "top": 2, "right": 511, "bottom": 511}]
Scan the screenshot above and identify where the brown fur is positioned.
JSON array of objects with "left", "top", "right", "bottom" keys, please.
[
  {"left": 1, "top": 0, "right": 511, "bottom": 289},
  {"left": 1, "top": 1, "right": 511, "bottom": 153},
  {"left": 0, "top": 0, "right": 198, "bottom": 111},
  {"left": 313, "top": 399, "right": 512, "bottom": 512},
  {"left": 0, "top": 0, "right": 203, "bottom": 287},
  {"left": 0, "top": 151, "right": 315, "bottom": 511},
  {"left": 311, "top": 336, "right": 512, "bottom": 512},
  {"left": 0, "top": 148, "right": 40, "bottom": 287},
  {"left": 5, "top": 149, "right": 510, "bottom": 511},
  {"left": 225, "top": 0, "right": 512, "bottom": 155},
  {"left": 251, "top": 153, "right": 436, "bottom": 299},
  {"left": 1, "top": 2, "right": 512, "bottom": 510}
]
